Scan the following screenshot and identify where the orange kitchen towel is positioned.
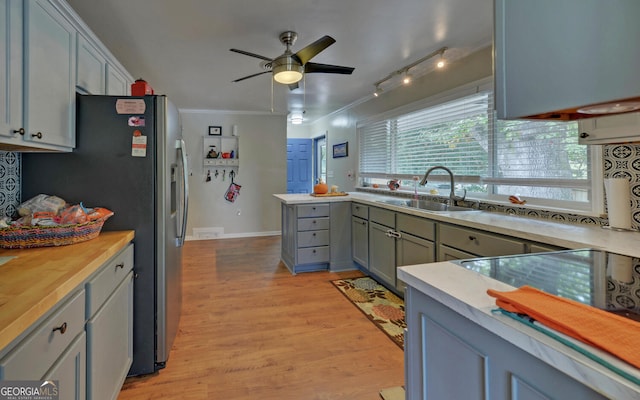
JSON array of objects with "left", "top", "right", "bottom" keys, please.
[{"left": 487, "top": 285, "right": 640, "bottom": 369}]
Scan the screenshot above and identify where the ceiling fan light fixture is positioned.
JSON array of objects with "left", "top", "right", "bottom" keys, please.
[{"left": 272, "top": 56, "right": 304, "bottom": 84}]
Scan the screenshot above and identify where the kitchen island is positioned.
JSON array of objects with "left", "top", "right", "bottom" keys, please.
[{"left": 398, "top": 260, "right": 640, "bottom": 399}]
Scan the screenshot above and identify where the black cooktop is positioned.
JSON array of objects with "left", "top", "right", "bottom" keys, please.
[{"left": 455, "top": 249, "right": 640, "bottom": 322}]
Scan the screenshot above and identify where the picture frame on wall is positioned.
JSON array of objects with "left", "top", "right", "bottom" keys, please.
[
  {"left": 208, "top": 126, "right": 222, "bottom": 136},
  {"left": 333, "top": 142, "right": 348, "bottom": 158}
]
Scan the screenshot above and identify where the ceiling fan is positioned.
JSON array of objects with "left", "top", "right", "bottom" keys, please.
[{"left": 230, "top": 31, "right": 355, "bottom": 90}]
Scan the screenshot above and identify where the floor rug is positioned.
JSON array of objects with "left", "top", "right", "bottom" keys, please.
[{"left": 332, "top": 276, "right": 405, "bottom": 349}]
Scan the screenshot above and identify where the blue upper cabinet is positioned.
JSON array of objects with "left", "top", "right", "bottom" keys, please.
[
  {"left": 77, "top": 33, "right": 106, "bottom": 95},
  {"left": 494, "top": 0, "right": 640, "bottom": 121},
  {"left": 0, "top": 0, "right": 24, "bottom": 143},
  {"left": 24, "top": 0, "right": 77, "bottom": 150},
  {"left": 0, "top": 0, "right": 133, "bottom": 152}
]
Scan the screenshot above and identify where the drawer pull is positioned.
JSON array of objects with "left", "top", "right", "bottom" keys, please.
[
  {"left": 468, "top": 235, "right": 478, "bottom": 242},
  {"left": 312, "top": 233, "right": 316, "bottom": 236},
  {"left": 312, "top": 207, "right": 316, "bottom": 210},
  {"left": 313, "top": 249, "right": 316, "bottom": 253},
  {"left": 115, "top": 262, "right": 125, "bottom": 269},
  {"left": 312, "top": 220, "right": 317, "bottom": 224},
  {"left": 52, "top": 322, "right": 67, "bottom": 335}
]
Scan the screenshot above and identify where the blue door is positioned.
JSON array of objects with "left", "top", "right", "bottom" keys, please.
[{"left": 287, "top": 138, "right": 312, "bottom": 193}]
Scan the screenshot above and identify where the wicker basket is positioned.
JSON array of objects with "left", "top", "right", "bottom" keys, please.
[{"left": 0, "top": 219, "right": 107, "bottom": 249}]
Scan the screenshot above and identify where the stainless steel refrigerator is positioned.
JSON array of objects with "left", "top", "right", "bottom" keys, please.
[{"left": 22, "top": 94, "right": 189, "bottom": 376}]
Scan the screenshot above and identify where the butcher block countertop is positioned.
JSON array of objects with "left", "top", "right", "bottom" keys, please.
[{"left": 0, "top": 230, "right": 135, "bottom": 351}]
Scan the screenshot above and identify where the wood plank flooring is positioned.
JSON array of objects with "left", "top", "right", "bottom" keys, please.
[{"left": 118, "top": 236, "right": 404, "bottom": 399}]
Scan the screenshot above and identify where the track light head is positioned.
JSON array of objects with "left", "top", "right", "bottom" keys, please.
[
  {"left": 436, "top": 48, "right": 446, "bottom": 69},
  {"left": 402, "top": 70, "right": 412, "bottom": 85}
]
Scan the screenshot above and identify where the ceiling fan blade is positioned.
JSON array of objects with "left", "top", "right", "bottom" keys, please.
[
  {"left": 304, "top": 62, "right": 355, "bottom": 75},
  {"left": 230, "top": 48, "right": 272, "bottom": 61},
  {"left": 232, "top": 71, "right": 271, "bottom": 82},
  {"left": 288, "top": 82, "right": 299, "bottom": 91},
  {"left": 293, "top": 35, "right": 336, "bottom": 64}
]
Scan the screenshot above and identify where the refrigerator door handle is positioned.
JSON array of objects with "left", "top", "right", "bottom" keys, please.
[{"left": 176, "top": 139, "right": 189, "bottom": 246}]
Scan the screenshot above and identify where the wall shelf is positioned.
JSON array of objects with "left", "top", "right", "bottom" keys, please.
[{"left": 203, "top": 136, "right": 238, "bottom": 167}]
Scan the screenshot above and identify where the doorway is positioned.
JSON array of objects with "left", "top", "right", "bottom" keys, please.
[
  {"left": 286, "top": 138, "right": 312, "bottom": 193},
  {"left": 314, "top": 135, "right": 326, "bottom": 184}
]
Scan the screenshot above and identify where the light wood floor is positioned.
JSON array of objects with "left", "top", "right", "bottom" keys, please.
[{"left": 117, "top": 236, "right": 404, "bottom": 399}]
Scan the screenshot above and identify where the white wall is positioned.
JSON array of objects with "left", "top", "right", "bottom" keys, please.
[
  {"left": 180, "top": 111, "right": 287, "bottom": 239},
  {"left": 288, "top": 46, "right": 493, "bottom": 192}
]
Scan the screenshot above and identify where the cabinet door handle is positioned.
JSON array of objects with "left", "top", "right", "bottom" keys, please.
[
  {"left": 579, "top": 132, "right": 589, "bottom": 139},
  {"left": 361, "top": 221, "right": 367, "bottom": 225},
  {"left": 312, "top": 249, "right": 316, "bottom": 253},
  {"left": 116, "top": 262, "right": 125, "bottom": 269},
  {"left": 13, "top": 128, "right": 25, "bottom": 135},
  {"left": 31, "top": 132, "right": 43, "bottom": 139},
  {"left": 312, "top": 220, "right": 317, "bottom": 224},
  {"left": 52, "top": 322, "right": 67, "bottom": 335},
  {"left": 312, "top": 207, "right": 316, "bottom": 210},
  {"left": 312, "top": 233, "right": 316, "bottom": 236}
]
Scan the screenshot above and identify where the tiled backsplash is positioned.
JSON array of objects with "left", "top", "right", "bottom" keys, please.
[
  {"left": 0, "top": 152, "right": 20, "bottom": 218},
  {"left": 4, "top": 144, "right": 640, "bottom": 227}
]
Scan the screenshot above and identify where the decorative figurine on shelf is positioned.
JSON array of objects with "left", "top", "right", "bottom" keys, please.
[{"left": 207, "top": 145, "right": 219, "bottom": 159}]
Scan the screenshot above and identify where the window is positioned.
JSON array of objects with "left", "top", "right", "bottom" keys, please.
[{"left": 358, "top": 80, "right": 602, "bottom": 215}]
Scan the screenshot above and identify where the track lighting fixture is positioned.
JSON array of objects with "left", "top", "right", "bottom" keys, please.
[
  {"left": 436, "top": 48, "right": 447, "bottom": 69},
  {"left": 402, "top": 70, "right": 412, "bottom": 85},
  {"left": 372, "top": 46, "right": 448, "bottom": 98}
]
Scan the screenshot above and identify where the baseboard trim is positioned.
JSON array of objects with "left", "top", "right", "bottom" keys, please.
[{"left": 186, "top": 231, "right": 280, "bottom": 241}]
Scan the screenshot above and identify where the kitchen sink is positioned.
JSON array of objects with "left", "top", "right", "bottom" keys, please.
[{"left": 377, "top": 199, "right": 477, "bottom": 212}]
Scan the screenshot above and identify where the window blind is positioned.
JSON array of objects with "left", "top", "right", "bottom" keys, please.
[{"left": 357, "top": 85, "right": 593, "bottom": 211}]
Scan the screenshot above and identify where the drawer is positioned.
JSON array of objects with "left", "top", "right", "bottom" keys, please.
[
  {"left": 438, "top": 244, "right": 478, "bottom": 261},
  {"left": 86, "top": 243, "right": 134, "bottom": 318},
  {"left": 439, "top": 224, "right": 525, "bottom": 257},
  {"left": 297, "top": 217, "right": 329, "bottom": 231},
  {"left": 0, "top": 290, "right": 85, "bottom": 380},
  {"left": 351, "top": 203, "right": 369, "bottom": 219},
  {"left": 297, "top": 230, "right": 330, "bottom": 248},
  {"left": 397, "top": 213, "right": 435, "bottom": 241},
  {"left": 297, "top": 246, "right": 330, "bottom": 264},
  {"left": 297, "top": 203, "right": 330, "bottom": 218},
  {"left": 529, "top": 243, "right": 564, "bottom": 253},
  {"left": 370, "top": 207, "right": 395, "bottom": 228}
]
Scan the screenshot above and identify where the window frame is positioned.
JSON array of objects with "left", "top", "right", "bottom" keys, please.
[{"left": 356, "top": 77, "right": 604, "bottom": 216}]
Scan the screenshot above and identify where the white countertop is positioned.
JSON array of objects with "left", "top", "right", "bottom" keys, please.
[
  {"left": 397, "top": 262, "right": 640, "bottom": 399},
  {"left": 276, "top": 191, "right": 640, "bottom": 397},
  {"left": 274, "top": 192, "right": 640, "bottom": 259}
]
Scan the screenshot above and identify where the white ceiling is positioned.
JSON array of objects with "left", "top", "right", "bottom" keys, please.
[{"left": 65, "top": 0, "right": 493, "bottom": 124}]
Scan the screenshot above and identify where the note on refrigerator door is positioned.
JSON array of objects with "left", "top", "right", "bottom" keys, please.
[{"left": 132, "top": 135, "right": 147, "bottom": 157}]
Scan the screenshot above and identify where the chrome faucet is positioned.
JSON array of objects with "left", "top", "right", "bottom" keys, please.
[{"left": 419, "top": 166, "right": 466, "bottom": 205}]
